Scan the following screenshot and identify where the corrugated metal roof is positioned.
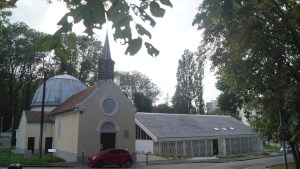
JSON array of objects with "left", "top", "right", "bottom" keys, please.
[
  {"left": 31, "top": 74, "right": 87, "bottom": 107},
  {"left": 135, "top": 113, "right": 257, "bottom": 140}
]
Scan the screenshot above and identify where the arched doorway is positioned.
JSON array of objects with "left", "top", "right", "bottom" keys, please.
[{"left": 97, "top": 120, "right": 120, "bottom": 150}]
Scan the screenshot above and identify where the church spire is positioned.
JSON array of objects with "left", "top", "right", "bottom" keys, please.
[{"left": 98, "top": 33, "right": 115, "bottom": 81}]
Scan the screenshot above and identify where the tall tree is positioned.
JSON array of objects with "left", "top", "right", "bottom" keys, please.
[
  {"left": 114, "top": 70, "right": 160, "bottom": 107},
  {"left": 0, "top": 0, "right": 17, "bottom": 39},
  {"left": 49, "top": 34, "right": 102, "bottom": 86},
  {"left": 193, "top": 0, "right": 300, "bottom": 166},
  {"left": 172, "top": 49, "right": 205, "bottom": 114},
  {"left": 152, "top": 103, "right": 174, "bottom": 113},
  {"left": 215, "top": 80, "right": 241, "bottom": 118},
  {"left": 133, "top": 92, "right": 152, "bottom": 112},
  {"left": 194, "top": 52, "right": 205, "bottom": 114},
  {"left": 0, "top": 22, "right": 47, "bottom": 144}
]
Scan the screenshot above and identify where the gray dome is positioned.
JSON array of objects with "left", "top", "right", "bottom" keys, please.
[{"left": 31, "top": 74, "right": 87, "bottom": 107}]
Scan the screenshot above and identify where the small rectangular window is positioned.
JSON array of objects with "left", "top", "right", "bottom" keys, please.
[
  {"left": 43, "top": 124, "right": 47, "bottom": 132},
  {"left": 124, "top": 130, "right": 129, "bottom": 139}
]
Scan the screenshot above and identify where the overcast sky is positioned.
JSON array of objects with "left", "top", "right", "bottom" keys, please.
[{"left": 10, "top": 0, "right": 220, "bottom": 104}]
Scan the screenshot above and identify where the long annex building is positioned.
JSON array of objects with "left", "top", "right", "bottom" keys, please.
[{"left": 135, "top": 113, "right": 262, "bottom": 157}]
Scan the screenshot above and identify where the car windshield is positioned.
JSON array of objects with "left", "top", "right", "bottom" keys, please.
[{"left": 98, "top": 149, "right": 110, "bottom": 155}]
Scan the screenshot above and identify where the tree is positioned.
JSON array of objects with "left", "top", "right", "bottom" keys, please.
[
  {"left": 194, "top": 52, "right": 205, "bottom": 114},
  {"left": 152, "top": 103, "right": 174, "bottom": 113},
  {"left": 133, "top": 92, "right": 152, "bottom": 112},
  {"left": 172, "top": 49, "right": 205, "bottom": 114},
  {"left": 76, "top": 36, "right": 101, "bottom": 85},
  {"left": 40, "top": 0, "right": 173, "bottom": 58},
  {"left": 114, "top": 70, "right": 160, "bottom": 108},
  {"left": 0, "top": 0, "right": 17, "bottom": 39},
  {"left": 193, "top": 0, "right": 300, "bottom": 166},
  {"left": 48, "top": 34, "right": 102, "bottom": 86},
  {"left": 0, "top": 22, "right": 48, "bottom": 144},
  {"left": 215, "top": 80, "right": 240, "bottom": 118}
]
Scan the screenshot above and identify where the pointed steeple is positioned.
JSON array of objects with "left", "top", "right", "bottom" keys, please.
[{"left": 98, "top": 33, "right": 115, "bottom": 81}]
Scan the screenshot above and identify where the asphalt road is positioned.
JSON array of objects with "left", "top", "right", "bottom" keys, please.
[{"left": 0, "top": 155, "right": 293, "bottom": 169}]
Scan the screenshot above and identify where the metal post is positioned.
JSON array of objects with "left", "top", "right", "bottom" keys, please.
[
  {"left": 282, "top": 140, "right": 288, "bottom": 169},
  {"left": 38, "top": 72, "right": 47, "bottom": 159},
  {"left": 146, "top": 153, "right": 148, "bottom": 165},
  {"left": 0, "top": 116, "right": 3, "bottom": 137},
  {"left": 82, "top": 151, "right": 85, "bottom": 166},
  {"left": 279, "top": 110, "right": 288, "bottom": 169}
]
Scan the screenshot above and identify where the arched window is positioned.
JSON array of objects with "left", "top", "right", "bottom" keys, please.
[{"left": 97, "top": 120, "right": 120, "bottom": 134}]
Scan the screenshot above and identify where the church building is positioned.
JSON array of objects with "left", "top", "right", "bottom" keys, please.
[{"left": 16, "top": 34, "right": 136, "bottom": 162}]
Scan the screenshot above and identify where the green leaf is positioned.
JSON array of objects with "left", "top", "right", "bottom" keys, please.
[
  {"left": 125, "top": 37, "right": 142, "bottom": 56},
  {"left": 35, "top": 35, "right": 53, "bottom": 52},
  {"left": 140, "top": 1, "right": 149, "bottom": 10},
  {"left": 54, "top": 22, "right": 73, "bottom": 36},
  {"left": 159, "top": 0, "right": 173, "bottom": 8},
  {"left": 67, "top": 33, "right": 77, "bottom": 52},
  {"left": 88, "top": 0, "right": 105, "bottom": 25},
  {"left": 54, "top": 45, "right": 69, "bottom": 62},
  {"left": 150, "top": 1, "right": 165, "bottom": 17},
  {"left": 136, "top": 24, "right": 152, "bottom": 39},
  {"left": 130, "top": 4, "right": 156, "bottom": 27},
  {"left": 69, "top": 6, "right": 84, "bottom": 24},
  {"left": 113, "top": 16, "right": 132, "bottom": 41},
  {"left": 145, "top": 42, "right": 159, "bottom": 57},
  {"left": 57, "top": 14, "right": 69, "bottom": 26},
  {"left": 107, "top": 1, "right": 130, "bottom": 27}
]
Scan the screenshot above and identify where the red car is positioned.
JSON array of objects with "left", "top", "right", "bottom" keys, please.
[{"left": 86, "top": 148, "right": 133, "bottom": 168}]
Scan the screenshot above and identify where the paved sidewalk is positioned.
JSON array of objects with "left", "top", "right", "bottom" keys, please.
[{"left": 134, "top": 153, "right": 283, "bottom": 166}]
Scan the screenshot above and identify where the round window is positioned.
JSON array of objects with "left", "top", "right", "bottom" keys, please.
[{"left": 100, "top": 96, "right": 118, "bottom": 116}]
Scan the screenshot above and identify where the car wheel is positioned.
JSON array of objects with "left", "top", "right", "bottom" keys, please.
[
  {"left": 95, "top": 161, "right": 103, "bottom": 168},
  {"left": 124, "top": 160, "right": 132, "bottom": 168}
]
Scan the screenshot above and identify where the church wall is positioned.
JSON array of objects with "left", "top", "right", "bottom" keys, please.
[
  {"left": 26, "top": 123, "right": 53, "bottom": 154},
  {"left": 53, "top": 111, "right": 80, "bottom": 161},
  {"left": 16, "top": 116, "right": 53, "bottom": 154},
  {"left": 15, "top": 111, "right": 27, "bottom": 153},
  {"left": 77, "top": 83, "right": 135, "bottom": 160}
]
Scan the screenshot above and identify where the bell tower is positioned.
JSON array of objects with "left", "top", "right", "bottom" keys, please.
[{"left": 98, "top": 33, "right": 115, "bottom": 81}]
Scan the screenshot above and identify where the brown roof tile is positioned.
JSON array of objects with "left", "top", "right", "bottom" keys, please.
[
  {"left": 50, "top": 85, "right": 96, "bottom": 115},
  {"left": 25, "top": 111, "right": 53, "bottom": 123}
]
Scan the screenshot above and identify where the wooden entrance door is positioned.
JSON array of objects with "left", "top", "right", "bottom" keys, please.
[
  {"left": 27, "top": 137, "right": 35, "bottom": 154},
  {"left": 100, "top": 133, "right": 116, "bottom": 150},
  {"left": 45, "top": 137, "right": 53, "bottom": 153}
]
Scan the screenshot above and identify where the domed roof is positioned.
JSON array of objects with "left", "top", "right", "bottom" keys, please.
[{"left": 31, "top": 73, "right": 87, "bottom": 107}]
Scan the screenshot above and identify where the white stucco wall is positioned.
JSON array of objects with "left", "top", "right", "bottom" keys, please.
[
  {"left": 53, "top": 111, "right": 80, "bottom": 161},
  {"left": 16, "top": 111, "right": 27, "bottom": 152},
  {"left": 136, "top": 140, "right": 153, "bottom": 154}
]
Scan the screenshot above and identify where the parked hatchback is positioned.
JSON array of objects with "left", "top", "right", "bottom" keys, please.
[{"left": 86, "top": 148, "right": 132, "bottom": 168}]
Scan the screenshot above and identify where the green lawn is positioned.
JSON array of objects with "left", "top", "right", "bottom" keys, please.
[
  {"left": 263, "top": 145, "right": 281, "bottom": 153},
  {"left": 266, "top": 162, "right": 295, "bottom": 169},
  {"left": 0, "top": 148, "right": 65, "bottom": 167}
]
